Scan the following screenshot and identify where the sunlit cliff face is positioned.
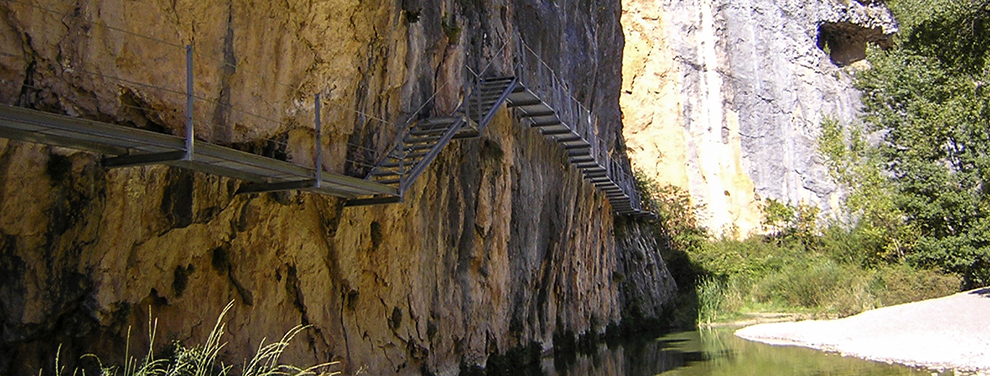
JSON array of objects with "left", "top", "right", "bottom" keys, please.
[
  {"left": 0, "top": 1, "right": 676, "bottom": 375},
  {"left": 620, "top": 0, "right": 896, "bottom": 237}
]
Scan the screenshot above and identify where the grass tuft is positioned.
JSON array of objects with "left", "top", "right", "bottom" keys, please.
[{"left": 50, "top": 301, "right": 342, "bottom": 376}]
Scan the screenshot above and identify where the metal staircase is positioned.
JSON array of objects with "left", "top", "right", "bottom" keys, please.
[
  {"left": 455, "top": 76, "right": 519, "bottom": 138},
  {"left": 345, "top": 76, "right": 519, "bottom": 206}
]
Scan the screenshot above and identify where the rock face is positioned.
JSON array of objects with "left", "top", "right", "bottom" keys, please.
[
  {"left": 621, "top": 0, "right": 897, "bottom": 236},
  {"left": 0, "top": 1, "right": 675, "bottom": 375}
]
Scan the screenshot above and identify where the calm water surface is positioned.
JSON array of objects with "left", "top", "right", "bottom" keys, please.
[{"left": 545, "top": 328, "right": 948, "bottom": 376}]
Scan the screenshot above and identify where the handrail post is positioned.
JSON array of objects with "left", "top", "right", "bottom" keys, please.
[
  {"left": 185, "top": 44, "right": 194, "bottom": 161},
  {"left": 517, "top": 36, "right": 524, "bottom": 79},
  {"left": 475, "top": 75, "right": 480, "bottom": 123},
  {"left": 314, "top": 93, "right": 323, "bottom": 188},
  {"left": 398, "top": 137, "right": 405, "bottom": 193},
  {"left": 592, "top": 128, "right": 598, "bottom": 161},
  {"left": 577, "top": 99, "right": 583, "bottom": 140},
  {"left": 465, "top": 66, "right": 471, "bottom": 124}
]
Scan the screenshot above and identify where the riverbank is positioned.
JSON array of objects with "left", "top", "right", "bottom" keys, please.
[{"left": 735, "top": 288, "right": 990, "bottom": 374}]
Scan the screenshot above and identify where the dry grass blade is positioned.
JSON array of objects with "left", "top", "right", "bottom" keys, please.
[
  {"left": 242, "top": 325, "right": 308, "bottom": 376},
  {"left": 39, "top": 301, "right": 343, "bottom": 376}
]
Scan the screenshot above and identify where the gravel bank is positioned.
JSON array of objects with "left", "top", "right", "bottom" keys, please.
[{"left": 735, "top": 288, "right": 990, "bottom": 373}]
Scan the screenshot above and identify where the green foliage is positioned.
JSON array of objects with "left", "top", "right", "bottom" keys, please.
[
  {"left": 851, "top": 0, "right": 990, "bottom": 287},
  {"left": 635, "top": 173, "right": 960, "bottom": 324},
  {"left": 817, "top": 117, "right": 915, "bottom": 263},
  {"left": 757, "top": 199, "right": 822, "bottom": 251},
  {"left": 634, "top": 170, "right": 709, "bottom": 255},
  {"left": 760, "top": 199, "right": 794, "bottom": 237},
  {"left": 691, "top": 236, "right": 960, "bottom": 320}
]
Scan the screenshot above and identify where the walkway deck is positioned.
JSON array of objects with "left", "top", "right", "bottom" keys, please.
[{"left": 0, "top": 104, "right": 396, "bottom": 199}]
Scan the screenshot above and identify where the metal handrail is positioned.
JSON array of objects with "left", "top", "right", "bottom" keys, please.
[{"left": 509, "top": 36, "right": 651, "bottom": 216}]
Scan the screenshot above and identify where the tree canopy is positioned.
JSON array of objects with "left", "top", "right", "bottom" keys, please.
[{"left": 851, "top": 0, "right": 990, "bottom": 287}]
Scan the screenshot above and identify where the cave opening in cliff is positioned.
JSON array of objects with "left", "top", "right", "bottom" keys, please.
[{"left": 817, "top": 22, "right": 893, "bottom": 66}]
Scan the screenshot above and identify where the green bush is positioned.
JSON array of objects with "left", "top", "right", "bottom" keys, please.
[
  {"left": 871, "top": 263, "right": 963, "bottom": 306},
  {"left": 679, "top": 224, "right": 962, "bottom": 322}
]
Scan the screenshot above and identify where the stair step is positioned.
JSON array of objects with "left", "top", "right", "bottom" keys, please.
[
  {"left": 372, "top": 170, "right": 403, "bottom": 177},
  {"left": 471, "top": 98, "right": 502, "bottom": 107},
  {"left": 478, "top": 87, "right": 510, "bottom": 94},
  {"left": 508, "top": 99, "right": 542, "bottom": 107},
  {"left": 373, "top": 178, "right": 401, "bottom": 185},
  {"left": 565, "top": 144, "right": 591, "bottom": 150},
  {"left": 530, "top": 119, "right": 563, "bottom": 127},
  {"left": 469, "top": 100, "right": 502, "bottom": 109},
  {"left": 421, "top": 116, "right": 460, "bottom": 125},
  {"left": 540, "top": 128, "right": 572, "bottom": 136},
  {"left": 381, "top": 159, "right": 424, "bottom": 168},
  {"left": 477, "top": 90, "right": 510, "bottom": 97},
  {"left": 479, "top": 83, "right": 511, "bottom": 90},
  {"left": 410, "top": 122, "right": 454, "bottom": 133},
  {"left": 409, "top": 127, "right": 454, "bottom": 136},
  {"left": 482, "top": 76, "right": 515, "bottom": 83},
  {"left": 416, "top": 124, "right": 455, "bottom": 132},
  {"left": 403, "top": 143, "right": 435, "bottom": 152},
  {"left": 404, "top": 135, "right": 442, "bottom": 144},
  {"left": 554, "top": 135, "right": 582, "bottom": 142},
  {"left": 520, "top": 110, "right": 556, "bottom": 118}
]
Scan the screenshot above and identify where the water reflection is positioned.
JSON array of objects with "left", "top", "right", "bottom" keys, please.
[{"left": 543, "top": 328, "right": 942, "bottom": 376}]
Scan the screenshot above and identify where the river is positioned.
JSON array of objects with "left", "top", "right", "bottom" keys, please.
[{"left": 540, "top": 328, "right": 943, "bottom": 376}]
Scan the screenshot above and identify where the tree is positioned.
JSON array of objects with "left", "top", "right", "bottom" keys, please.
[{"left": 854, "top": 0, "right": 990, "bottom": 287}]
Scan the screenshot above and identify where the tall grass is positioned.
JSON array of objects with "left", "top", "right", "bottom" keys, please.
[
  {"left": 51, "top": 302, "right": 340, "bottom": 376},
  {"left": 696, "top": 277, "right": 726, "bottom": 324}
]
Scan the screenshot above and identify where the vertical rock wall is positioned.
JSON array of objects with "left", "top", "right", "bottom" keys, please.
[
  {"left": 621, "top": 0, "right": 897, "bottom": 236},
  {"left": 0, "top": 1, "right": 674, "bottom": 375}
]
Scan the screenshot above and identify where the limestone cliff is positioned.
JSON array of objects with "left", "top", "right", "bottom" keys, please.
[
  {"left": 621, "top": 0, "right": 897, "bottom": 236},
  {"left": 0, "top": 1, "right": 674, "bottom": 375}
]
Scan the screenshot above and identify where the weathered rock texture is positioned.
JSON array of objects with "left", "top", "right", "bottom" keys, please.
[
  {"left": 621, "top": 0, "right": 897, "bottom": 236},
  {"left": 0, "top": 1, "right": 674, "bottom": 375}
]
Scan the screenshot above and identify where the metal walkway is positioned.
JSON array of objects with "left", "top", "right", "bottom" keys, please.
[
  {"left": 0, "top": 104, "right": 396, "bottom": 199},
  {"left": 0, "top": 32, "right": 652, "bottom": 217},
  {"left": 343, "top": 72, "right": 654, "bottom": 218},
  {"left": 506, "top": 81, "right": 652, "bottom": 218},
  {"left": 344, "top": 39, "right": 653, "bottom": 218}
]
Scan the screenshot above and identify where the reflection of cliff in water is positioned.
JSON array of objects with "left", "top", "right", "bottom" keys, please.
[
  {"left": 542, "top": 329, "right": 929, "bottom": 376},
  {"left": 539, "top": 336, "right": 675, "bottom": 376},
  {"left": 548, "top": 340, "right": 672, "bottom": 376}
]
